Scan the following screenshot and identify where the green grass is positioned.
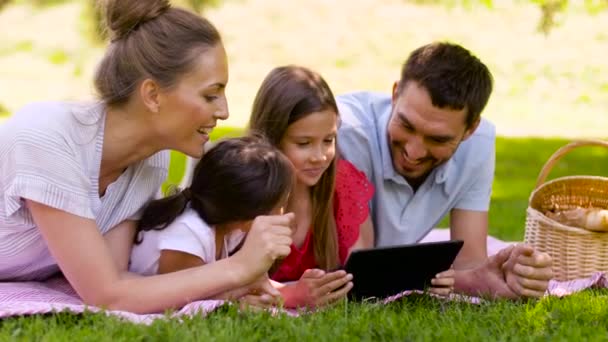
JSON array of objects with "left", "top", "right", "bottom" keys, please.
[
  {"left": 4, "top": 119, "right": 608, "bottom": 342},
  {"left": 2, "top": 0, "right": 608, "bottom": 338},
  {"left": 3, "top": 133, "right": 606, "bottom": 339},
  {"left": 3, "top": 290, "right": 608, "bottom": 340},
  {"left": 143, "top": 133, "right": 608, "bottom": 340}
]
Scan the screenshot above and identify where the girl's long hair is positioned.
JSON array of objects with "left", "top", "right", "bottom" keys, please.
[{"left": 248, "top": 65, "right": 339, "bottom": 270}]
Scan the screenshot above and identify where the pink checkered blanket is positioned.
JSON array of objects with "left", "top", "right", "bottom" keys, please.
[{"left": 1, "top": 229, "right": 606, "bottom": 324}]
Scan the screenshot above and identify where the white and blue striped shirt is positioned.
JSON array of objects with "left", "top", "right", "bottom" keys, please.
[{"left": 0, "top": 102, "right": 169, "bottom": 281}]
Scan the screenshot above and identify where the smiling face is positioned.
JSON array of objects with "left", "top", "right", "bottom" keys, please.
[
  {"left": 387, "top": 81, "right": 479, "bottom": 186},
  {"left": 156, "top": 44, "right": 229, "bottom": 158},
  {"left": 279, "top": 109, "right": 338, "bottom": 188}
]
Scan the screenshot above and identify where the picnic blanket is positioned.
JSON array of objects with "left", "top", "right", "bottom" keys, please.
[{"left": 1, "top": 229, "right": 607, "bottom": 324}]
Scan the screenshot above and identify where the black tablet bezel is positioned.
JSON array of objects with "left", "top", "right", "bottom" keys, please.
[{"left": 343, "top": 240, "right": 464, "bottom": 300}]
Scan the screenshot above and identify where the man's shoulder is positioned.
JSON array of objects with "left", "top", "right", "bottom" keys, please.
[
  {"left": 458, "top": 118, "right": 496, "bottom": 158},
  {"left": 472, "top": 118, "right": 496, "bottom": 140},
  {"left": 446, "top": 118, "right": 496, "bottom": 184},
  {"left": 336, "top": 91, "right": 390, "bottom": 127}
]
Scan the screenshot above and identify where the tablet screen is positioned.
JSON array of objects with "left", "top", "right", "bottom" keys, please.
[{"left": 344, "top": 240, "right": 464, "bottom": 300}]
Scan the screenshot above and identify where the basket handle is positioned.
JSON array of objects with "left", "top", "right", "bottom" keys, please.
[{"left": 535, "top": 139, "right": 608, "bottom": 190}]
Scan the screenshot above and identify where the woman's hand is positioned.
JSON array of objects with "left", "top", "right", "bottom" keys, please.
[
  {"left": 280, "top": 269, "right": 353, "bottom": 309},
  {"left": 429, "top": 268, "right": 455, "bottom": 296},
  {"left": 231, "top": 213, "right": 294, "bottom": 282}
]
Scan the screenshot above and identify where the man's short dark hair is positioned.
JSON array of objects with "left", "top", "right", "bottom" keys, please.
[{"left": 398, "top": 42, "right": 493, "bottom": 128}]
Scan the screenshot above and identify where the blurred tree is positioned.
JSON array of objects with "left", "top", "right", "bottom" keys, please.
[
  {"left": 0, "top": 0, "right": 11, "bottom": 11},
  {"left": 535, "top": 0, "right": 568, "bottom": 35},
  {"left": 81, "top": 0, "right": 220, "bottom": 44},
  {"left": 409, "top": 0, "right": 608, "bottom": 35},
  {"left": 81, "top": 0, "right": 106, "bottom": 44},
  {"left": 539, "top": 0, "right": 607, "bottom": 34},
  {"left": 1, "top": 0, "right": 606, "bottom": 37},
  {"left": 0, "top": 103, "right": 9, "bottom": 117}
]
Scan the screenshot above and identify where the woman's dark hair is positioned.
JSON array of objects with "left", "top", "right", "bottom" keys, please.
[
  {"left": 135, "top": 135, "right": 294, "bottom": 243},
  {"left": 95, "top": 0, "right": 222, "bottom": 107},
  {"left": 248, "top": 65, "right": 340, "bottom": 270},
  {"left": 398, "top": 42, "right": 493, "bottom": 128}
]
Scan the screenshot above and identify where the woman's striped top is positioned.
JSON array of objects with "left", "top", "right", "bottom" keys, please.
[{"left": 0, "top": 101, "right": 169, "bottom": 281}]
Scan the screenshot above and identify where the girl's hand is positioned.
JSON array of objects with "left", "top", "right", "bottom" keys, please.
[
  {"left": 281, "top": 268, "right": 353, "bottom": 308},
  {"left": 237, "top": 275, "right": 282, "bottom": 310},
  {"left": 216, "top": 274, "right": 280, "bottom": 299},
  {"left": 429, "top": 268, "right": 455, "bottom": 296},
  {"left": 232, "top": 213, "right": 294, "bottom": 282}
]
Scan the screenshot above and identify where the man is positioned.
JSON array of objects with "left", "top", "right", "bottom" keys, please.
[{"left": 336, "top": 42, "right": 552, "bottom": 298}]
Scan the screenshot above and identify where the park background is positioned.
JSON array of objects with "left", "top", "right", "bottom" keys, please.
[{"left": 1, "top": 0, "right": 608, "bottom": 340}]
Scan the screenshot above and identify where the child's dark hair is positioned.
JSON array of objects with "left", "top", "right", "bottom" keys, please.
[{"left": 135, "top": 135, "right": 293, "bottom": 243}]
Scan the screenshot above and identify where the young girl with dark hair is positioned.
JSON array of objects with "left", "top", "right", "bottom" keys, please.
[
  {"left": 130, "top": 136, "right": 295, "bottom": 306},
  {"left": 0, "top": 0, "right": 294, "bottom": 313}
]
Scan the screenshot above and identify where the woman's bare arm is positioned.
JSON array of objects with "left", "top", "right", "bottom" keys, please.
[{"left": 28, "top": 200, "right": 293, "bottom": 313}]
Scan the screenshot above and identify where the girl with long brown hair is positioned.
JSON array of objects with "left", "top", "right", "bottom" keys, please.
[{"left": 249, "top": 66, "right": 376, "bottom": 307}]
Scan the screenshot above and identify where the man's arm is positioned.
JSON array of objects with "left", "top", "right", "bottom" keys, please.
[
  {"left": 449, "top": 208, "right": 501, "bottom": 296},
  {"left": 450, "top": 208, "right": 488, "bottom": 270}
]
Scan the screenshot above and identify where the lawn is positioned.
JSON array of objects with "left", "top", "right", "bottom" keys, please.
[
  {"left": 2, "top": 290, "right": 608, "bottom": 341},
  {"left": 2, "top": 135, "right": 608, "bottom": 341},
  {"left": 1, "top": 0, "right": 608, "bottom": 340}
]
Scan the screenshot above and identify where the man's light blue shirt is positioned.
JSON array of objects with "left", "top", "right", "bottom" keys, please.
[{"left": 336, "top": 92, "right": 496, "bottom": 247}]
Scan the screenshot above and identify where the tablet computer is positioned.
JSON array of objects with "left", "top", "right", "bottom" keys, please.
[{"left": 344, "top": 240, "right": 464, "bottom": 301}]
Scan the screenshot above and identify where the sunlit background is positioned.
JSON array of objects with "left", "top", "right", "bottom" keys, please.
[{"left": 0, "top": 0, "right": 607, "bottom": 138}]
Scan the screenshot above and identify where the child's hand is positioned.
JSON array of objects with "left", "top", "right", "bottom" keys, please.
[
  {"left": 217, "top": 275, "right": 282, "bottom": 309},
  {"left": 232, "top": 213, "right": 294, "bottom": 281},
  {"left": 429, "top": 268, "right": 455, "bottom": 296},
  {"left": 281, "top": 268, "right": 353, "bottom": 308}
]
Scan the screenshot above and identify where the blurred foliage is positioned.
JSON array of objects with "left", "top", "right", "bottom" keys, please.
[
  {"left": 0, "top": 103, "right": 9, "bottom": 117},
  {"left": 410, "top": 0, "right": 608, "bottom": 35},
  {"left": 532, "top": 0, "right": 608, "bottom": 35},
  {"left": 2, "top": 0, "right": 221, "bottom": 44},
  {"left": 1, "top": 0, "right": 606, "bottom": 37}
]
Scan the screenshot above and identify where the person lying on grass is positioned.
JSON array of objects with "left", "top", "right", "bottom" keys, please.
[
  {"left": 248, "top": 65, "right": 456, "bottom": 305},
  {"left": 0, "top": 0, "right": 294, "bottom": 313},
  {"left": 335, "top": 41, "right": 553, "bottom": 298},
  {"left": 130, "top": 135, "right": 300, "bottom": 309}
]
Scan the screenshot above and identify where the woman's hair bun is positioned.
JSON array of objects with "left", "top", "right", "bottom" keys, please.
[{"left": 103, "top": 0, "right": 171, "bottom": 41}]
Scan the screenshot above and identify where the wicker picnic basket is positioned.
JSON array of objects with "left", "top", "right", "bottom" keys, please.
[{"left": 524, "top": 139, "right": 608, "bottom": 281}]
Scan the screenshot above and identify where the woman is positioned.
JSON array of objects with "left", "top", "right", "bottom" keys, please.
[{"left": 0, "top": 0, "right": 292, "bottom": 313}]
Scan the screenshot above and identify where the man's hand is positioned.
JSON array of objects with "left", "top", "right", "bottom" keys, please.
[
  {"left": 470, "top": 244, "right": 553, "bottom": 299},
  {"left": 280, "top": 269, "right": 353, "bottom": 309},
  {"left": 501, "top": 244, "right": 553, "bottom": 298}
]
